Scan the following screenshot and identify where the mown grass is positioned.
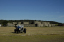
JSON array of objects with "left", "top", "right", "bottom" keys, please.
[
  {"left": 0, "top": 27, "right": 64, "bottom": 35},
  {"left": 0, "top": 27, "right": 64, "bottom": 42},
  {"left": 0, "top": 35, "right": 64, "bottom": 42}
]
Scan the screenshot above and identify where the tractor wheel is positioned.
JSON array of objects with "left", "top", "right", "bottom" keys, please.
[
  {"left": 24, "top": 28, "right": 26, "bottom": 33},
  {"left": 14, "top": 29, "right": 16, "bottom": 33},
  {"left": 14, "top": 29, "right": 19, "bottom": 33}
]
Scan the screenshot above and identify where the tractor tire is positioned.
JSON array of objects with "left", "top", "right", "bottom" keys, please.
[
  {"left": 14, "top": 29, "right": 16, "bottom": 33},
  {"left": 14, "top": 29, "right": 19, "bottom": 33},
  {"left": 24, "top": 28, "right": 26, "bottom": 33}
]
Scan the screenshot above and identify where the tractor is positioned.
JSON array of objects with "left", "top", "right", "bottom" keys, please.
[{"left": 14, "top": 24, "right": 26, "bottom": 33}]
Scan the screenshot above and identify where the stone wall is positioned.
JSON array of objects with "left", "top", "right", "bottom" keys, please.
[
  {"left": 7, "top": 21, "right": 55, "bottom": 27},
  {"left": 7, "top": 23, "right": 15, "bottom": 27},
  {"left": 18, "top": 22, "right": 21, "bottom": 24},
  {"left": 24, "top": 22, "right": 29, "bottom": 24},
  {"left": 24, "top": 24, "right": 35, "bottom": 27},
  {"left": 51, "top": 24, "right": 55, "bottom": 27},
  {"left": 0, "top": 24, "right": 1, "bottom": 27},
  {"left": 37, "top": 24, "right": 43, "bottom": 27},
  {"left": 13, "top": 22, "right": 17, "bottom": 24},
  {"left": 42, "top": 22, "right": 49, "bottom": 27}
]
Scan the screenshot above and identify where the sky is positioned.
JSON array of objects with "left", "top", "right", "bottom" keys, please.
[{"left": 0, "top": 0, "right": 64, "bottom": 23}]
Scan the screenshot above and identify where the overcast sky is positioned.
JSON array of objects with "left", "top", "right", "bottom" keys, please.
[{"left": 0, "top": 0, "right": 64, "bottom": 23}]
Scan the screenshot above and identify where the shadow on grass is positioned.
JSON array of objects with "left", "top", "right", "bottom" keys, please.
[{"left": 11, "top": 32, "right": 23, "bottom": 34}]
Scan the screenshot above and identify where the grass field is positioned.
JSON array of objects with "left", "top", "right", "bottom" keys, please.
[{"left": 0, "top": 27, "right": 64, "bottom": 42}]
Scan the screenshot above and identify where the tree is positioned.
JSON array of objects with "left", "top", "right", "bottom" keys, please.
[{"left": 2, "top": 20, "right": 8, "bottom": 26}]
